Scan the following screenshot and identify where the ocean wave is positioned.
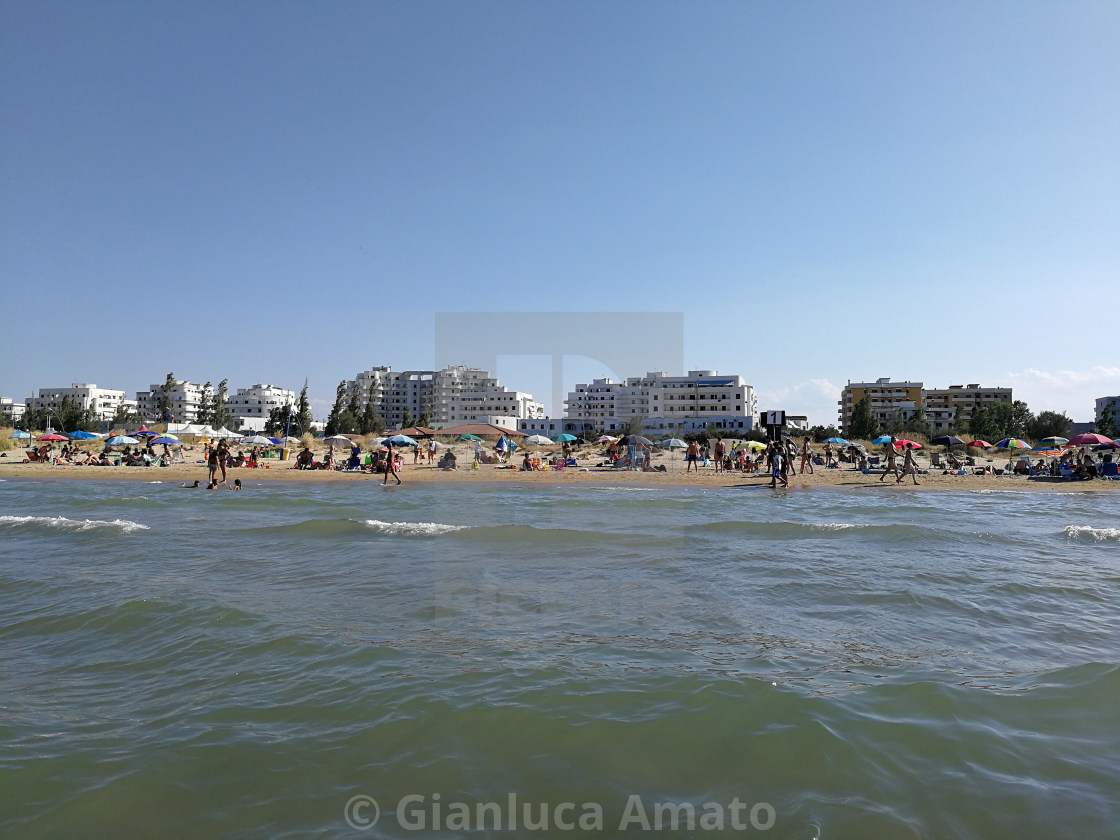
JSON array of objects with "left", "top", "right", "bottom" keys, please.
[
  {"left": 0, "top": 515, "right": 149, "bottom": 534},
  {"left": 1062, "top": 525, "right": 1120, "bottom": 542},
  {"left": 360, "top": 519, "right": 466, "bottom": 536}
]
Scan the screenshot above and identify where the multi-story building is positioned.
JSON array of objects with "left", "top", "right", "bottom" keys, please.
[
  {"left": 346, "top": 365, "right": 543, "bottom": 430},
  {"left": 838, "top": 378, "right": 924, "bottom": 433},
  {"left": 135, "top": 379, "right": 206, "bottom": 422},
  {"left": 227, "top": 384, "right": 296, "bottom": 432},
  {"left": 1095, "top": 396, "right": 1120, "bottom": 425},
  {"left": 0, "top": 397, "right": 27, "bottom": 422},
  {"left": 924, "top": 384, "right": 1013, "bottom": 432},
  {"left": 563, "top": 370, "right": 758, "bottom": 435},
  {"left": 840, "top": 378, "right": 1013, "bottom": 434},
  {"left": 25, "top": 383, "right": 131, "bottom": 423}
]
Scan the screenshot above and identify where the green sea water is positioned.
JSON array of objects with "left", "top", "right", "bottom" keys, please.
[{"left": 1, "top": 478, "right": 1117, "bottom": 839}]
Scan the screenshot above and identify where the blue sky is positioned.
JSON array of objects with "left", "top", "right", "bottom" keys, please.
[{"left": 2, "top": 1, "right": 1117, "bottom": 424}]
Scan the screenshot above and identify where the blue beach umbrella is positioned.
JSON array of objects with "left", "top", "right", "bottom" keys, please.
[
  {"left": 68, "top": 430, "right": 99, "bottom": 440},
  {"left": 149, "top": 436, "right": 183, "bottom": 446},
  {"left": 106, "top": 435, "right": 140, "bottom": 446},
  {"left": 823, "top": 437, "right": 849, "bottom": 445},
  {"left": 9, "top": 430, "right": 31, "bottom": 439},
  {"left": 871, "top": 435, "right": 892, "bottom": 445},
  {"left": 383, "top": 434, "right": 419, "bottom": 447}
]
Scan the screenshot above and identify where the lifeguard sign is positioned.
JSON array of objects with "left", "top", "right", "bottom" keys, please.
[{"left": 763, "top": 410, "right": 786, "bottom": 441}]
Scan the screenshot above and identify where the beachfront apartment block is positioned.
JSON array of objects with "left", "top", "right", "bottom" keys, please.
[
  {"left": 1, "top": 397, "right": 27, "bottom": 422},
  {"left": 347, "top": 365, "right": 544, "bottom": 430},
  {"left": 1095, "top": 396, "right": 1120, "bottom": 423},
  {"left": 135, "top": 379, "right": 207, "bottom": 422},
  {"left": 24, "top": 383, "right": 133, "bottom": 422},
  {"left": 839, "top": 378, "right": 1013, "bottom": 434},
  {"left": 924, "top": 385, "right": 1013, "bottom": 432},
  {"left": 560, "top": 370, "right": 759, "bottom": 435},
  {"left": 838, "top": 378, "right": 924, "bottom": 433},
  {"left": 227, "top": 384, "right": 296, "bottom": 432}
]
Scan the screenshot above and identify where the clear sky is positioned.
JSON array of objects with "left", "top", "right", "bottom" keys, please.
[{"left": 2, "top": 1, "right": 1117, "bottom": 424}]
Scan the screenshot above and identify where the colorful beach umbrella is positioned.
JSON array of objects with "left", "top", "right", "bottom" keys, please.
[
  {"left": 37, "top": 433, "right": 68, "bottom": 442},
  {"left": 993, "top": 438, "right": 1030, "bottom": 449},
  {"left": 130, "top": 426, "right": 161, "bottom": 438},
  {"left": 1067, "top": 433, "right": 1114, "bottom": 446},
  {"left": 1039, "top": 436, "right": 1069, "bottom": 447}
]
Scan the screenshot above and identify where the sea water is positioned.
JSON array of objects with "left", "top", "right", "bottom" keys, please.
[{"left": 1, "top": 478, "right": 1117, "bottom": 839}]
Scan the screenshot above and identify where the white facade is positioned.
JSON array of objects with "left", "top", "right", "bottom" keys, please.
[
  {"left": 347, "top": 365, "right": 543, "bottom": 430},
  {"left": 25, "top": 383, "right": 129, "bottom": 422},
  {"left": 136, "top": 379, "right": 207, "bottom": 422},
  {"left": 564, "top": 370, "right": 758, "bottom": 435},
  {"left": 227, "top": 384, "right": 296, "bottom": 432},
  {"left": 924, "top": 384, "right": 1013, "bottom": 432},
  {"left": 1, "top": 397, "right": 26, "bottom": 421}
]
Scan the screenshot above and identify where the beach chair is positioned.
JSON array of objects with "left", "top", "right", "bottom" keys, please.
[
  {"left": 1099, "top": 462, "right": 1118, "bottom": 479},
  {"left": 930, "top": 453, "right": 942, "bottom": 468},
  {"left": 1058, "top": 464, "right": 1077, "bottom": 481}
]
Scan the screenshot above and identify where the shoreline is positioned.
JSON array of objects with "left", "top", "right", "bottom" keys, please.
[{"left": 2, "top": 459, "right": 1116, "bottom": 493}]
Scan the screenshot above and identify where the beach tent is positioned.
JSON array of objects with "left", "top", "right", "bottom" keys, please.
[{"left": 211, "top": 427, "right": 239, "bottom": 439}]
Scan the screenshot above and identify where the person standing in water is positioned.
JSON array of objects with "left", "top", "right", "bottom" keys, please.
[{"left": 384, "top": 441, "right": 402, "bottom": 485}]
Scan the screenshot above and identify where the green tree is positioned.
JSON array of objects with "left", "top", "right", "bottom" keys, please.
[
  {"left": 360, "top": 400, "right": 385, "bottom": 435},
  {"left": 807, "top": 425, "right": 841, "bottom": 442},
  {"left": 196, "top": 381, "right": 214, "bottom": 426},
  {"left": 903, "top": 405, "right": 931, "bottom": 439},
  {"left": 1096, "top": 402, "right": 1117, "bottom": 438},
  {"left": 292, "top": 383, "right": 313, "bottom": 437},
  {"left": 211, "top": 379, "right": 233, "bottom": 429},
  {"left": 156, "top": 372, "right": 175, "bottom": 420},
  {"left": 325, "top": 381, "right": 348, "bottom": 436},
  {"left": 346, "top": 385, "right": 361, "bottom": 420},
  {"left": 264, "top": 403, "right": 290, "bottom": 436},
  {"left": 1028, "top": 410, "right": 1072, "bottom": 441},
  {"left": 418, "top": 411, "right": 431, "bottom": 429},
  {"left": 848, "top": 396, "right": 879, "bottom": 440},
  {"left": 111, "top": 402, "right": 138, "bottom": 429},
  {"left": 402, "top": 409, "right": 414, "bottom": 429},
  {"left": 970, "top": 401, "right": 1033, "bottom": 441}
]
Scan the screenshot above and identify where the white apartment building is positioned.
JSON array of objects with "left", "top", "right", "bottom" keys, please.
[
  {"left": 347, "top": 365, "right": 544, "bottom": 430},
  {"left": 563, "top": 370, "right": 758, "bottom": 435},
  {"left": 924, "top": 384, "right": 1013, "bottom": 432},
  {"left": 25, "top": 383, "right": 130, "bottom": 422},
  {"left": 1, "top": 397, "right": 26, "bottom": 422},
  {"left": 135, "top": 379, "right": 206, "bottom": 422},
  {"left": 227, "top": 384, "right": 296, "bottom": 432}
]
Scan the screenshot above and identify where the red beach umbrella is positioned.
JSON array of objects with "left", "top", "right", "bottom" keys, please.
[
  {"left": 893, "top": 439, "right": 923, "bottom": 449},
  {"left": 37, "top": 433, "right": 69, "bottom": 442},
  {"left": 967, "top": 440, "right": 992, "bottom": 448},
  {"left": 1067, "top": 433, "right": 1114, "bottom": 446}
]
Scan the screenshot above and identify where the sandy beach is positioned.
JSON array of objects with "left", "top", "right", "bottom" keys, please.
[{"left": 2, "top": 444, "right": 1115, "bottom": 491}]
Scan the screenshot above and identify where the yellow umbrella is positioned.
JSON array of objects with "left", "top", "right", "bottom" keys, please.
[{"left": 736, "top": 441, "right": 767, "bottom": 451}]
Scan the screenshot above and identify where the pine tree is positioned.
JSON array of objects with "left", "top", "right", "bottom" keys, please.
[
  {"left": 418, "top": 411, "right": 431, "bottom": 429},
  {"left": 325, "top": 381, "right": 347, "bottom": 436},
  {"left": 360, "top": 400, "right": 385, "bottom": 435},
  {"left": 156, "top": 372, "right": 175, "bottom": 420},
  {"left": 904, "top": 405, "right": 931, "bottom": 439},
  {"left": 1096, "top": 403, "right": 1117, "bottom": 438},
  {"left": 848, "top": 396, "right": 879, "bottom": 440},
  {"left": 196, "top": 381, "right": 213, "bottom": 426},
  {"left": 294, "top": 382, "right": 313, "bottom": 436},
  {"left": 211, "top": 379, "right": 233, "bottom": 429},
  {"left": 402, "top": 409, "right": 414, "bottom": 429}
]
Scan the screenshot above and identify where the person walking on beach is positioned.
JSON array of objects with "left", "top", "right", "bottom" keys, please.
[
  {"left": 800, "top": 437, "right": 814, "bottom": 474},
  {"left": 686, "top": 439, "right": 700, "bottom": 473},
  {"left": 880, "top": 436, "right": 900, "bottom": 482},
  {"left": 714, "top": 438, "right": 725, "bottom": 473},
  {"left": 383, "top": 441, "right": 402, "bottom": 485},
  {"left": 768, "top": 441, "right": 788, "bottom": 488},
  {"left": 427, "top": 438, "right": 437, "bottom": 464},
  {"left": 898, "top": 442, "right": 920, "bottom": 485}
]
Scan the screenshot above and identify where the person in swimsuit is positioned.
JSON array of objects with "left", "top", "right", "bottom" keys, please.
[
  {"left": 880, "top": 436, "right": 900, "bottom": 482},
  {"left": 384, "top": 441, "right": 402, "bottom": 485}
]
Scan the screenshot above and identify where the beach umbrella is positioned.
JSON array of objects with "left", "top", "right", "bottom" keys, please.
[
  {"left": 154, "top": 432, "right": 180, "bottom": 441},
  {"left": 523, "top": 434, "right": 554, "bottom": 445},
  {"left": 553, "top": 433, "right": 578, "bottom": 442},
  {"left": 106, "top": 435, "right": 140, "bottom": 446},
  {"left": 37, "top": 433, "right": 68, "bottom": 442},
  {"left": 68, "top": 430, "right": 99, "bottom": 440},
  {"left": 660, "top": 438, "right": 687, "bottom": 449},
  {"left": 458, "top": 433, "right": 482, "bottom": 441},
  {"left": 823, "top": 437, "right": 849, "bottom": 445},
  {"left": 1039, "top": 436, "right": 1069, "bottom": 448},
  {"left": 9, "top": 430, "right": 31, "bottom": 439},
  {"left": 931, "top": 435, "right": 965, "bottom": 448},
  {"left": 595, "top": 435, "right": 616, "bottom": 443},
  {"left": 242, "top": 434, "right": 274, "bottom": 446},
  {"left": 967, "top": 440, "right": 992, "bottom": 448},
  {"left": 323, "top": 435, "right": 352, "bottom": 447},
  {"left": 266, "top": 437, "right": 283, "bottom": 445},
  {"left": 619, "top": 434, "right": 653, "bottom": 446},
  {"left": 284, "top": 436, "right": 302, "bottom": 444},
  {"left": 892, "top": 439, "right": 923, "bottom": 449},
  {"left": 149, "top": 436, "right": 183, "bottom": 446},
  {"left": 1067, "top": 433, "right": 1114, "bottom": 447},
  {"left": 993, "top": 438, "right": 1030, "bottom": 450},
  {"left": 384, "top": 434, "right": 419, "bottom": 447},
  {"left": 736, "top": 440, "right": 767, "bottom": 451},
  {"left": 131, "top": 426, "right": 160, "bottom": 438},
  {"left": 871, "top": 435, "right": 892, "bottom": 445}
]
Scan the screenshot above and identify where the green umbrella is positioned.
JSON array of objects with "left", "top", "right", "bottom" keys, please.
[
  {"left": 553, "top": 434, "right": 577, "bottom": 442},
  {"left": 458, "top": 434, "right": 482, "bottom": 441}
]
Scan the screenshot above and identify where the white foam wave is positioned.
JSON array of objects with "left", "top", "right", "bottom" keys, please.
[
  {"left": 359, "top": 519, "right": 466, "bottom": 536},
  {"left": 145, "top": 481, "right": 163, "bottom": 484},
  {"left": 0, "top": 515, "right": 150, "bottom": 534},
  {"left": 1062, "top": 525, "right": 1120, "bottom": 542},
  {"left": 811, "top": 523, "right": 870, "bottom": 531}
]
